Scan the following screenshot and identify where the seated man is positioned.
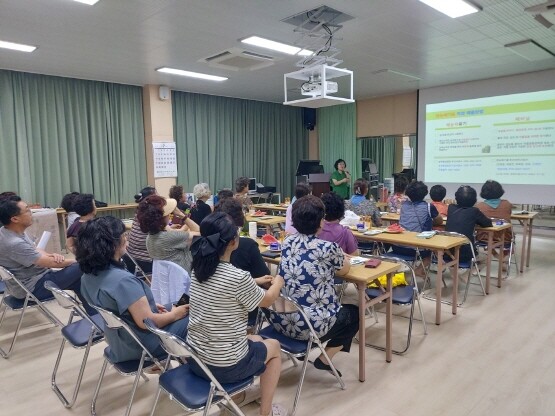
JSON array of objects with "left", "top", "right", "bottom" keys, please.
[{"left": 0, "top": 195, "right": 95, "bottom": 315}]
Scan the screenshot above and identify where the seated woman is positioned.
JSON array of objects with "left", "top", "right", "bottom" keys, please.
[
  {"left": 126, "top": 186, "right": 157, "bottom": 274},
  {"left": 137, "top": 196, "right": 200, "bottom": 274},
  {"left": 279, "top": 195, "right": 359, "bottom": 375},
  {"left": 77, "top": 216, "right": 190, "bottom": 363},
  {"left": 60, "top": 192, "right": 80, "bottom": 229},
  {"left": 475, "top": 180, "right": 513, "bottom": 244},
  {"left": 387, "top": 176, "right": 409, "bottom": 213},
  {"left": 169, "top": 185, "right": 191, "bottom": 225},
  {"left": 186, "top": 212, "right": 287, "bottom": 416},
  {"left": 429, "top": 185, "right": 448, "bottom": 217},
  {"left": 445, "top": 186, "right": 492, "bottom": 263},
  {"left": 345, "top": 178, "right": 383, "bottom": 227},
  {"left": 285, "top": 183, "right": 310, "bottom": 234},
  {"left": 234, "top": 176, "right": 253, "bottom": 211},
  {"left": 319, "top": 192, "right": 359, "bottom": 255},
  {"left": 394, "top": 181, "right": 443, "bottom": 274},
  {"left": 66, "top": 193, "right": 96, "bottom": 254},
  {"left": 190, "top": 183, "right": 213, "bottom": 225}
]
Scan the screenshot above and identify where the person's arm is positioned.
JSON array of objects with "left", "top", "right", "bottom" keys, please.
[
  {"left": 259, "top": 275, "right": 284, "bottom": 307},
  {"left": 182, "top": 217, "right": 199, "bottom": 232},
  {"left": 34, "top": 250, "right": 76, "bottom": 268},
  {"left": 476, "top": 209, "right": 493, "bottom": 228},
  {"left": 430, "top": 204, "right": 443, "bottom": 226},
  {"left": 127, "top": 296, "right": 189, "bottom": 330},
  {"left": 66, "top": 236, "right": 76, "bottom": 254},
  {"left": 335, "top": 257, "right": 351, "bottom": 276}
]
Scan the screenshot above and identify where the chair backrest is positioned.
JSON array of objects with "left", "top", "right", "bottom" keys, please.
[
  {"left": 434, "top": 231, "right": 477, "bottom": 262},
  {"left": 123, "top": 253, "right": 151, "bottom": 283},
  {"left": 91, "top": 305, "right": 159, "bottom": 363},
  {"left": 0, "top": 266, "right": 14, "bottom": 282},
  {"left": 263, "top": 294, "right": 319, "bottom": 340},
  {"left": 44, "top": 280, "right": 104, "bottom": 332},
  {"left": 143, "top": 319, "right": 228, "bottom": 392},
  {"left": 151, "top": 260, "right": 190, "bottom": 305}
]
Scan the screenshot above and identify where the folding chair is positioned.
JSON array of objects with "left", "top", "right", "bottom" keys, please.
[
  {"left": 123, "top": 253, "right": 151, "bottom": 284},
  {"left": 0, "top": 266, "right": 61, "bottom": 358},
  {"left": 151, "top": 260, "right": 190, "bottom": 305},
  {"left": 364, "top": 255, "right": 427, "bottom": 355},
  {"left": 43, "top": 281, "right": 105, "bottom": 408},
  {"left": 256, "top": 294, "right": 345, "bottom": 416},
  {"left": 90, "top": 305, "right": 165, "bottom": 416},
  {"left": 144, "top": 319, "right": 252, "bottom": 416},
  {"left": 476, "top": 232, "right": 519, "bottom": 279},
  {"left": 426, "top": 231, "right": 486, "bottom": 306}
]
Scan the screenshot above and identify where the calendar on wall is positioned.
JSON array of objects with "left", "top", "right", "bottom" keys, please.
[{"left": 153, "top": 142, "right": 178, "bottom": 178}]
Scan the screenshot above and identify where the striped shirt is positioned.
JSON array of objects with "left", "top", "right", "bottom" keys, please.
[
  {"left": 187, "top": 262, "right": 265, "bottom": 367},
  {"left": 127, "top": 216, "right": 151, "bottom": 262}
]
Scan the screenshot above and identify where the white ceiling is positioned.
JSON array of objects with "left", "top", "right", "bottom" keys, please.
[{"left": 1, "top": 0, "right": 554, "bottom": 103}]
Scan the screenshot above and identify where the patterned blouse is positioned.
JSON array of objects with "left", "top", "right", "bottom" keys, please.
[{"left": 275, "top": 234, "right": 344, "bottom": 340}]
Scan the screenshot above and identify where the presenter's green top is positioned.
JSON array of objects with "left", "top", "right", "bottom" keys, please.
[{"left": 330, "top": 170, "right": 349, "bottom": 199}]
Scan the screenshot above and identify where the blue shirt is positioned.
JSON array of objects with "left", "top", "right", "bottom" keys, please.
[
  {"left": 276, "top": 234, "right": 344, "bottom": 339},
  {"left": 81, "top": 265, "right": 188, "bottom": 362}
]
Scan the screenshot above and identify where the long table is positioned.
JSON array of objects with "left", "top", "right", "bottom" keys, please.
[
  {"left": 252, "top": 203, "right": 288, "bottom": 213},
  {"left": 353, "top": 230, "right": 467, "bottom": 325},
  {"left": 511, "top": 211, "right": 538, "bottom": 273},
  {"left": 255, "top": 238, "right": 400, "bottom": 382},
  {"left": 475, "top": 223, "right": 512, "bottom": 293}
]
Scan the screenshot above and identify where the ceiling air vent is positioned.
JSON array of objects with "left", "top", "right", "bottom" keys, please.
[{"left": 201, "top": 47, "right": 278, "bottom": 71}]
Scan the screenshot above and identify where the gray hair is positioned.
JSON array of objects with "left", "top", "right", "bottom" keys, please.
[{"left": 193, "top": 183, "right": 211, "bottom": 199}]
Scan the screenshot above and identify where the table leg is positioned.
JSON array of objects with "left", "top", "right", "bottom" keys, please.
[
  {"left": 520, "top": 220, "right": 527, "bottom": 273},
  {"left": 485, "top": 231, "right": 493, "bottom": 295},
  {"left": 452, "top": 247, "right": 460, "bottom": 315},
  {"left": 435, "top": 251, "right": 444, "bottom": 325},
  {"left": 385, "top": 272, "right": 392, "bottom": 363},
  {"left": 498, "top": 230, "right": 505, "bottom": 288},
  {"left": 357, "top": 282, "right": 366, "bottom": 382},
  {"left": 526, "top": 219, "right": 533, "bottom": 268}
]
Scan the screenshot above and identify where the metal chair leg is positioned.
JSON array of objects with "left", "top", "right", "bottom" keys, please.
[
  {"left": 290, "top": 338, "right": 314, "bottom": 416},
  {"left": 0, "top": 296, "right": 30, "bottom": 358},
  {"left": 91, "top": 358, "right": 108, "bottom": 416}
]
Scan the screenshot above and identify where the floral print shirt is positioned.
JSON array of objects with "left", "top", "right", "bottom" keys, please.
[{"left": 274, "top": 234, "right": 344, "bottom": 340}]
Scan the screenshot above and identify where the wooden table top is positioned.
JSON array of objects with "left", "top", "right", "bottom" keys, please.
[
  {"left": 353, "top": 229, "right": 468, "bottom": 250},
  {"left": 510, "top": 211, "right": 539, "bottom": 220},
  {"left": 252, "top": 203, "right": 289, "bottom": 212},
  {"left": 246, "top": 214, "right": 286, "bottom": 226}
]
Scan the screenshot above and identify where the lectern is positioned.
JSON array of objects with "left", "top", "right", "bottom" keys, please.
[{"left": 295, "top": 160, "right": 331, "bottom": 197}]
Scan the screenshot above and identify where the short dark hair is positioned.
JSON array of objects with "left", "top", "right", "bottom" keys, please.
[
  {"left": 429, "top": 185, "right": 446, "bottom": 202},
  {"left": 75, "top": 216, "right": 126, "bottom": 275},
  {"left": 0, "top": 196, "right": 22, "bottom": 226},
  {"left": 394, "top": 176, "right": 409, "bottom": 193},
  {"left": 169, "top": 185, "right": 184, "bottom": 202},
  {"left": 321, "top": 192, "right": 345, "bottom": 221},
  {"left": 353, "top": 178, "right": 368, "bottom": 196},
  {"left": 235, "top": 177, "right": 250, "bottom": 193},
  {"left": 134, "top": 186, "right": 156, "bottom": 203},
  {"left": 294, "top": 183, "right": 311, "bottom": 199},
  {"left": 405, "top": 181, "right": 428, "bottom": 202},
  {"left": 334, "top": 159, "right": 346, "bottom": 170},
  {"left": 217, "top": 189, "right": 234, "bottom": 201},
  {"left": 0, "top": 192, "right": 17, "bottom": 201},
  {"left": 455, "top": 186, "right": 477, "bottom": 207},
  {"left": 73, "top": 194, "right": 95, "bottom": 216},
  {"left": 192, "top": 212, "right": 238, "bottom": 283},
  {"left": 480, "top": 180, "right": 505, "bottom": 199},
  {"left": 136, "top": 195, "right": 166, "bottom": 234},
  {"left": 60, "top": 192, "right": 80, "bottom": 212},
  {"left": 292, "top": 195, "right": 324, "bottom": 235},
  {"left": 214, "top": 198, "right": 244, "bottom": 227}
]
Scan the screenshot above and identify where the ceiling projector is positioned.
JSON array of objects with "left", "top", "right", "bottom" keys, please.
[{"left": 301, "top": 80, "right": 338, "bottom": 97}]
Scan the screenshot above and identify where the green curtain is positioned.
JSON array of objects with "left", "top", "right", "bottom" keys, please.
[
  {"left": 317, "top": 103, "right": 358, "bottom": 181},
  {"left": 0, "top": 70, "right": 146, "bottom": 207},
  {"left": 357, "top": 136, "right": 396, "bottom": 182},
  {"left": 172, "top": 91, "right": 307, "bottom": 198}
]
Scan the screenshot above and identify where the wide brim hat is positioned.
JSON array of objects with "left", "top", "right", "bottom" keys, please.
[{"left": 163, "top": 198, "right": 178, "bottom": 217}]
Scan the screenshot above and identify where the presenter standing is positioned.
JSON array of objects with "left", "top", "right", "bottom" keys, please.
[{"left": 330, "top": 159, "right": 351, "bottom": 199}]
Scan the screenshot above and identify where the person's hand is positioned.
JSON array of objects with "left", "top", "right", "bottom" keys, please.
[
  {"left": 271, "top": 275, "right": 285, "bottom": 289},
  {"left": 172, "top": 304, "right": 189, "bottom": 320},
  {"left": 49, "top": 253, "right": 65, "bottom": 263},
  {"left": 255, "top": 275, "right": 273, "bottom": 287},
  {"left": 156, "top": 304, "right": 168, "bottom": 313}
]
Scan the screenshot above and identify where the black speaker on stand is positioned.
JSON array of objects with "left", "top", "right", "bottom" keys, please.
[{"left": 303, "top": 108, "right": 316, "bottom": 131}]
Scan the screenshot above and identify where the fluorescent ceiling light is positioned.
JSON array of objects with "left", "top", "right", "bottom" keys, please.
[
  {"left": 419, "top": 0, "right": 480, "bottom": 18},
  {"left": 372, "top": 69, "right": 422, "bottom": 81},
  {"left": 505, "top": 40, "right": 555, "bottom": 61},
  {"left": 0, "top": 40, "right": 36, "bottom": 52},
  {"left": 156, "top": 67, "right": 228, "bottom": 82},
  {"left": 242, "top": 35, "right": 309, "bottom": 56},
  {"left": 72, "top": 0, "right": 100, "bottom": 5}
]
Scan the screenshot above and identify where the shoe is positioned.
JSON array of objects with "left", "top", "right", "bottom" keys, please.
[
  {"left": 271, "top": 403, "right": 289, "bottom": 416},
  {"left": 314, "top": 356, "right": 342, "bottom": 377},
  {"left": 233, "top": 385, "right": 261, "bottom": 407}
]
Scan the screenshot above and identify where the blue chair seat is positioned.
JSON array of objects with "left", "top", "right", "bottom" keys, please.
[
  {"left": 382, "top": 252, "right": 415, "bottom": 262},
  {"left": 3, "top": 294, "right": 54, "bottom": 310},
  {"left": 0, "top": 281, "right": 5, "bottom": 294},
  {"left": 258, "top": 325, "right": 309, "bottom": 355},
  {"left": 159, "top": 364, "right": 253, "bottom": 409},
  {"left": 366, "top": 285, "right": 414, "bottom": 305},
  {"left": 61, "top": 314, "right": 105, "bottom": 347},
  {"left": 104, "top": 347, "right": 166, "bottom": 374}
]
